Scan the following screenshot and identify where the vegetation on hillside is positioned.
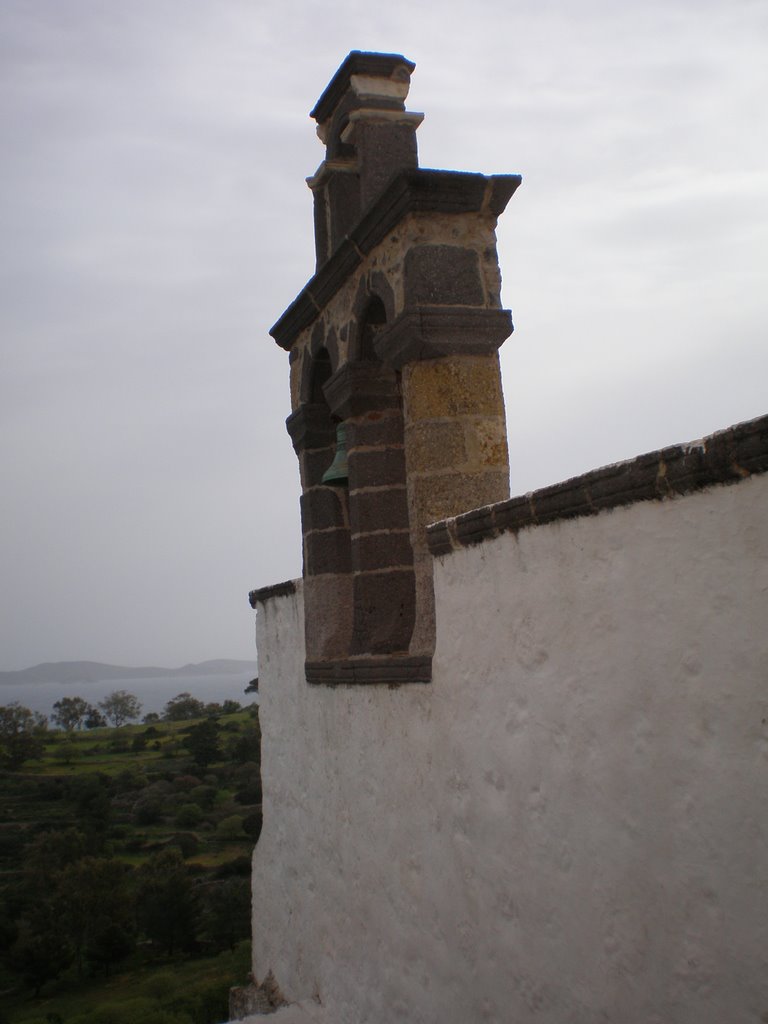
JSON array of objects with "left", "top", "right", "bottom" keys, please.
[{"left": 0, "top": 692, "right": 261, "bottom": 1024}]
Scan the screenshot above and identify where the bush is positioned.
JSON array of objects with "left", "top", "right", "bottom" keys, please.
[
  {"left": 235, "top": 784, "right": 262, "bottom": 805},
  {"left": 174, "top": 803, "right": 203, "bottom": 828},
  {"left": 216, "top": 815, "right": 245, "bottom": 840},
  {"left": 169, "top": 832, "right": 199, "bottom": 858},
  {"left": 134, "top": 797, "right": 166, "bottom": 825},
  {"left": 173, "top": 774, "right": 202, "bottom": 792},
  {"left": 141, "top": 969, "right": 178, "bottom": 1001},
  {"left": 242, "top": 812, "right": 263, "bottom": 841},
  {"left": 189, "top": 784, "right": 217, "bottom": 809}
]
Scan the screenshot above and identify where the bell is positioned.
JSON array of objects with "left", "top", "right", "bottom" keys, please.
[{"left": 321, "top": 422, "right": 349, "bottom": 486}]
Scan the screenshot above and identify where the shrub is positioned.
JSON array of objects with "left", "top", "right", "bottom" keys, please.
[
  {"left": 134, "top": 797, "right": 166, "bottom": 825},
  {"left": 174, "top": 803, "right": 203, "bottom": 828},
  {"left": 189, "top": 784, "right": 217, "bottom": 809},
  {"left": 169, "top": 832, "right": 199, "bottom": 858},
  {"left": 242, "top": 812, "right": 263, "bottom": 841},
  {"left": 235, "top": 783, "right": 262, "bottom": 805},
  {"left": 216, "top": 815, "right": 245, "bottom": 839},
  {"left": 173, "top": 774, "right": 202, "bottom": 792}
]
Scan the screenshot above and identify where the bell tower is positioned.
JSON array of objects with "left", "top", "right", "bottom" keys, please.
[{"left": 269, "top": 51, "right": 521, "bottom": 684}]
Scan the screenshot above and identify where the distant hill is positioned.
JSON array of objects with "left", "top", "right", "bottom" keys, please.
[{"left": 0, "top": 659, "right": 258, "bottom": 686}]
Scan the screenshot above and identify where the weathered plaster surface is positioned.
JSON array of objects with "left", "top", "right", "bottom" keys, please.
[{"left": 251, "top": 474, "right": 768, "bottom": 1023}]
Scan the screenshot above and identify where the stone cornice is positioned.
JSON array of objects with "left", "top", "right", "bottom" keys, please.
[
  {"left": 322, "top": 361, "right": 400, "bottom": 419},
  {"left": 375, "top": 306, "right": 513, "bottom": 369},
  {"left": 426, "top": 413, "right": 768, "bottom": 556},
  {"left": 305, "top": 655, "right": 432, "bottom": 686},
  {"left": 269, "top": 169, "right": 522, "bottom": 351}
]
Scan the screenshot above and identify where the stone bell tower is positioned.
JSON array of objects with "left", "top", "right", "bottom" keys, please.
[{"left": 269, "top": 51, "right": 521, "bottom": 684}]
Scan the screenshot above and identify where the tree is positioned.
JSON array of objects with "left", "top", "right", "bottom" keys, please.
[
  {"left": 8, "top": 912, "right": 72, "bottom": 995},
  {"left": 244, "top": 677, "right": 258, "bottom": 693},
  {"left": 229, "top": 722, "right": 261, "bottom": 764},
  {"left": 185, "top": 719, "right": 221, "bottom": 767},
  {"left": 24, "top": 828, "right": 86, "bottom": 881},
  {"left": 135, "top": 848, "right": 197, "bottom": 956},
  {"left": 98, "top": 690, "right": 142, "bottom": 727},
  {"left": 163, "top": 692, "right": 206, "bottom": 721},
  {"left": 197, "top": 877, "right": 250, "bottom": 951},
  {"left": 86, "top": 918, "right": 134, "bottom": 977},
  {"left": 222, "top": 699, "right": 242, "bottom": 714},
  {"left": 0, "top": 703, "right": 48, "bottom": 769},
  {"left": 84, "top": 704, "right": 107, "bottom": 729},
  {"left": 57, "top": 857, "right": 134, "bottom": 976},
  {"left": 51, "top": 695, "right": 90, "bottom": 731}
]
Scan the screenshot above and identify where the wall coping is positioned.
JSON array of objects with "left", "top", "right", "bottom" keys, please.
[
  {"left": 249, "top": 579, "right": 298, "bottom": 608},
  {"left": 269, "top": 169, "right": 521, "bottom": 351},
  {"left": 427, "top": 413, "right": 768, "bottom": 556}
]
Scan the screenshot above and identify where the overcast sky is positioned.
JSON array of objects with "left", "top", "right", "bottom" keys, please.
[{"left": 1, "top": 0, "right": 766, "bottom": 670}]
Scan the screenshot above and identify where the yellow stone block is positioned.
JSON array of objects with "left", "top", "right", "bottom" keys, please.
[{"left": 403, "top": 355, "right": 505, "bottom": 421}]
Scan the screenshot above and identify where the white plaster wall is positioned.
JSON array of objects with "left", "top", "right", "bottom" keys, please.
[{"left": 252, "top": 475, "right": 768, "bottom": 1024}]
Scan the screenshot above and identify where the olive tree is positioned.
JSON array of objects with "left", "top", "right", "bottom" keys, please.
[{"left": 98, "top": 690, "right": 142, "bottom": 727}]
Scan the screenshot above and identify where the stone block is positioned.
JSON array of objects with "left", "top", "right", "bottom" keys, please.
[
  {"left": 532, "top": 479, "right": 594, "bottom": 525},
  {"left": 404, "top": 245, "right": 485, "bottom": 306},
  {"left": 348, "top": 446, "right": 407, "bottom": 489},
  {"left": 323, "top": 361, "right": 400, "bottom": 419},
  {"left": 300, "top": 446, "right": 338, "bottom": 489},
  {"left": 345, "top": 410, "right": 404, "bottom": 450},
  {"left": 490, "top": 494, "right": 535, "bottom": 536},
  {"left": 352, "top": 529, "right": 413, "bottom": 572},
  {"left": 300, "top": 488, "right": 349, "bottom": 534},
  {"left": 286, "top": 404, "right": 336, "bottom": 452},
  {"left": 327, "top": 171, "right": 361, "bottom": 254},
  {"left": 305, "top": 654, "right": 432, "bottom": 686},
  {"left": 730, "top": 414, "right": 768, "bottom": 474},
  {"left": 356, "top": 121, "right": 419, "bottom": 209},
  {"left": 350, "top": 569, "right": 416, "bottom": 655},
  {"left": 303, "top": 574, "right": 354, "bottom": 661},
  {"left": 304, "top": 527, "right": 352, "bottom": 576},
  {"left": 403, "top": 355, "right": 505, "bottom": 421},
  {"left": 585, "top": 453, "right": 659, "bottom": 510},
  {"left": 409, "top": 469, "right": 510, "bottom": 533},
  {"left": 464, "top": 416, "right": 510, "bottom": 469},
  {"left": 424, "top": 521, "right": 453, "bottom": 557},
  {"left": 405, "top": 419, "right": 467, "bottom": 473},
  {"left": 658, "top": 444, "right": 709, "bottom": 497},
  {"left": 376, "top": 307, "right": 513, "bottom": 368},
  {"left": 349, "top": 485, "right": 410, "bottom": 535},
  {"left": 454, "top": 504, "right": 498, "bottom": 546}
]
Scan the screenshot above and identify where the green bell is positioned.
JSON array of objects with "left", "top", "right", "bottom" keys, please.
[{"left": 321, "top": 422, "right": 349, "bottom": 486}]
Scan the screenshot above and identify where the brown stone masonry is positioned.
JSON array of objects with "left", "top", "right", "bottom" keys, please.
[{"left": 262, "top": 51, "right": 521, "bottom": 684}]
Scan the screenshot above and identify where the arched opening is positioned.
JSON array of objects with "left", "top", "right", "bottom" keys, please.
[
  {"left": 309, "top": 348, "right": 332, "bottom": 405},
  {"left": 357, "top": 296, "right": 387, "bottom": 362}
]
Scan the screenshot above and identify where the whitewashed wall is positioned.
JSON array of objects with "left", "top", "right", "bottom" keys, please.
[{"left": 251, "top": 473, "right": 768, "bottom": 1024}]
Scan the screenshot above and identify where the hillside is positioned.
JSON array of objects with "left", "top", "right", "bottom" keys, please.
[
  {"left": 0, "top": 659, "right": 257, "bottom": 686},
  {"left": 0, "top": 703, "right": 261, "bottom": 1023}
]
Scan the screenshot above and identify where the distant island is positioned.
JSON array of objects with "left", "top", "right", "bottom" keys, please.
[{"left": 0, "top": 659, "right": 258, "bottom": 686}]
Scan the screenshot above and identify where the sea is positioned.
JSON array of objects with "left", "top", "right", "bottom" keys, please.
[{"left": 0, "top": 672, "right": 258, "bottom": 721}]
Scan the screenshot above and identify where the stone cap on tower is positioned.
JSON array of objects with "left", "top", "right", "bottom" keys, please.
[
  {"left": 306, "top": 51, "right": 425, "bottom": 263},
  {"left": 310, "top": 51, "right": 416, "bottom": 130}
]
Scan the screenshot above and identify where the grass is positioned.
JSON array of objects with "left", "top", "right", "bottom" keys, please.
[{"left": 7, "top": 941, "right": 252, "bottom": 1024}]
